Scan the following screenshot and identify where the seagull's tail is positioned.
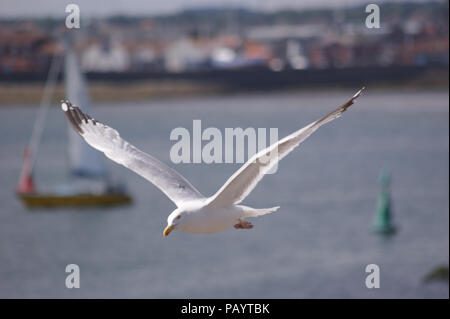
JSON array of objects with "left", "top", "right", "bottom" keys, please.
[{"left": 241, "top": 206, "right": 280, "bottom": 218}]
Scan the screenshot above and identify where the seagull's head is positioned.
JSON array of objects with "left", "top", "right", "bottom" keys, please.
[{"left": 163, "top": 208, "right": 185, "bottom": 237}]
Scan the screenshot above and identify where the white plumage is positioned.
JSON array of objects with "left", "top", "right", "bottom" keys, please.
[{"left": 61, "top": 87, "right": 364, "bottom": 236}]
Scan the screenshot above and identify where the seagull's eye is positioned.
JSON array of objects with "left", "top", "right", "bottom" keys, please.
[{"left": 175, "top": 215, "right": 181, "bottom": 220}]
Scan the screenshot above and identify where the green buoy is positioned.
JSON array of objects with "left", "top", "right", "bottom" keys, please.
[{"left": 371, "top": 169, "right": 396, "bottom": 234}]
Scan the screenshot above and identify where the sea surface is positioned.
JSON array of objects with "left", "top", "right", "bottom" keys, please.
[{"left": 0, "top": 89, "right": 448, "bottom": 298}]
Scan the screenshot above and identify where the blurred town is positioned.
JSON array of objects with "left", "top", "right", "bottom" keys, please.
[{"left": 0, "top": 2, "right": 448, "bottom": 75}]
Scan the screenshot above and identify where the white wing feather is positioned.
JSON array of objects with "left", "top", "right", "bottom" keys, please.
[
  {"left": 207, "top": 88, "right": 365, "bottom": 208},
  {"left": 61, "top": 101, "right": 205, "bottom": 207}
]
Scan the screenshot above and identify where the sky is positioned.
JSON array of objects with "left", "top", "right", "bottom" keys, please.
[{"left": 0, "top": 0, "right": 432, "bottom": 18}]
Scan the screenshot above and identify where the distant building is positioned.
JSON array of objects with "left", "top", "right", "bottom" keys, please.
[
  {"left": 0, "top": 24, "right": 62, "bottom": 73},
  {"left": 81, "top": 39, "right": 130, "bottom": 72},
  {"left": 0, "top": 2, "right": 448, "bottom": 74},
  {"left": 164, "top": 38, "right": 210, "bottom": 72}
]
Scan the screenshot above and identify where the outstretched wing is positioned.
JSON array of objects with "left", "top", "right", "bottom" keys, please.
[
  {"left": 207, "top": 87, "right": 365, "bottom": 208},
  {"left": 61, "top": 101, "right": 205, "bottom": 207}
]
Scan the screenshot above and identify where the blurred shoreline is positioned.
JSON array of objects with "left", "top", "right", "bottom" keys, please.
[{"left": 0, "top": 66, "right": 448, "bottom": 105}]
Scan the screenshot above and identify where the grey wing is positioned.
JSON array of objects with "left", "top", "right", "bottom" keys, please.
[
  {"left": 61, "top": 101, "right": 205, "bottom": 207},
  {"left": 207, "top": 87, "right": 364, "bottom": 208}
]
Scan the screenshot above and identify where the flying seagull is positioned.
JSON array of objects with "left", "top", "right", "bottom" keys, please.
[{"left": 61, "top": 87, "right": 364, "bottom": 236}]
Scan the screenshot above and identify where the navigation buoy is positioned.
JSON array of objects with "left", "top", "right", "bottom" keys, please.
[{"left": 371, "top": 169, "right": 396, "bottom": 234}]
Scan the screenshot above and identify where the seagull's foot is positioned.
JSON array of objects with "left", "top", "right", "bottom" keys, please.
[{"left": 234, "top": 221, "right": 253, "bottom": 229}]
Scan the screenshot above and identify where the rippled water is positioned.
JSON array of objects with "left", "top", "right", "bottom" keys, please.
[{"left": 0, "top": 89, "right": 448, "bottom": 298}]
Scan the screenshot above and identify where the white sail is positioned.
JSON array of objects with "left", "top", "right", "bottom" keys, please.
[{"left": 65, "top": 49, "right": 108, "bottom": 178}]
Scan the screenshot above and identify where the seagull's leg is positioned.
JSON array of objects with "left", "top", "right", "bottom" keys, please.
[{"left": 234, "top": 219, "right": 253, "bottom": 229}]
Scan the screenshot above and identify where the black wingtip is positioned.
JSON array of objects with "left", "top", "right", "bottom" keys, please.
[{"left": 61, "top": 99, "right": 84, "bottom": 134}]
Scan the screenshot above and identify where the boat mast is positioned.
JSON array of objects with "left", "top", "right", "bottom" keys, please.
[{"left": 17, "top": 53, "right": 62, "bottom": 193}]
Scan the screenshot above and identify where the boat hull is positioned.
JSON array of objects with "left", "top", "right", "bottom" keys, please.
[{"left": 18, "top": 192, "right": 132, "bottom": 208}]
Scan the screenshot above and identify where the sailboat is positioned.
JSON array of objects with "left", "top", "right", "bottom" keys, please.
[{"left": 17, "top": 46, "right": 132, "bottom": 208}]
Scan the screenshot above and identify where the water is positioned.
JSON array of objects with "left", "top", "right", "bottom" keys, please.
[{"left": 0, "top": 89, "right": 448, "bottom": 298}]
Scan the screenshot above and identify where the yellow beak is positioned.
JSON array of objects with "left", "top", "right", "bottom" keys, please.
[{"left": 163, "top": 225, "right": 175, "bottom": 237}]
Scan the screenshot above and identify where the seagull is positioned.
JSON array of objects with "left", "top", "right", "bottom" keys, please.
[{"left": 61, "top": 87, "right": 364, "bottom": 236}]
